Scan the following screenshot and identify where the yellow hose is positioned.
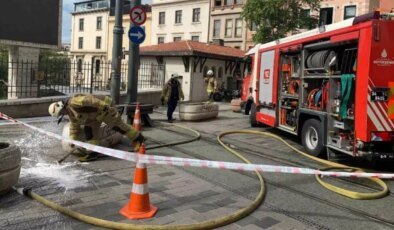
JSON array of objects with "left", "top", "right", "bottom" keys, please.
[
  {"left": 218, "top": 130, "right": 388, "bottom": 200},
  {"left": 21, "top": 124, "right": 266, "bottom": 230}
]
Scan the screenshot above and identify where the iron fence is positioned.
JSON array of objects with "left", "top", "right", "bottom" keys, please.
[{"left": 0, "top": 58, "right": 165, "bottom": 99}]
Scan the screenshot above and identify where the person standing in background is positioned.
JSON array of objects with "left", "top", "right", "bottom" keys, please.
[{"left": 161, "top": 73, "right": 184, "bottom": 123}]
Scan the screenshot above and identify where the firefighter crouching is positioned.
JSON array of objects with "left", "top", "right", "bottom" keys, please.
[{"left": 48, "top": 94, "right": 145, "bottom": 162}]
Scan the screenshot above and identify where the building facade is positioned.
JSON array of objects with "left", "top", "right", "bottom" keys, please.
[
  {"left": 209, "top": 0, "right": 394, "bottom": 52},
  {"left": 141, "top": 41, "right": 245, "bottom": 101},
  {"left": 316, "top": 0, "right": 394, "bottom": 26},
  {"left": 209, "top": 0, "right": 255, "bottom": 51},
  {"left": 151, "top": 0, "right": 210, "bottom": 44},
  {"left": 70, "top": 0, "right": 111, "bottom": 87}
]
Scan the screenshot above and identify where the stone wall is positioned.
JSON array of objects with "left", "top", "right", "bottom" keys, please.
[{"left": 0, "top": 90, "right": 161, "bottom": 118}]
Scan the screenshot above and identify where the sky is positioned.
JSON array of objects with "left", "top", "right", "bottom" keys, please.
[{"left": 62, "top": 0, "right": 152, "bottom": 44}]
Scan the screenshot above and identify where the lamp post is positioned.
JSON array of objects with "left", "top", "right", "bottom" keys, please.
[
  {"left": 110, "top": 0, "right": 124, "bottom": 104},
  {"left": 127, "top": 0, "right": 141, "bottom": 104}
]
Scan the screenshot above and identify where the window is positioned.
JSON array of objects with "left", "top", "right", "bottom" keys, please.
[
  {"left": 300, "top": 9, "right": 311, "bottom": 29},
  {"left": 211, "top": 66, "right": 216, "bottom": 77},
  {"left": 203, "top": 66, "right": 208, "bottom": 75},
  {"left": 193, "top": 8, "right": 200, "bottom": 22},
  {"left": 301, "top": 9, "right": 311, "bottom": 20},
  {"left": 319, "top": 7, "right": 333, "bottom": 26},
  {"left": 218, "top": 67, "right": 223, "bottom": 78},
  {"left": 77, "top": 59, "right": 82, "bottom": 73},
  {"left": 175, "top": 10, "right": 182, "bottom": 24},
  {"left": 159, "top": 12, "right": 165, "bottom": 25},
  {"left": 96, "top": 36, "right": 101, "bottom": 49},
  {"left": 158, "top": 36, "right": 165, "bottom": 44},
  {"left": 95, "top": 60, "right": 101, "bottom": 74},
  {"left": 78, "top": 37, "right": 83, "bottom": 49},
  {"left": 79, "top": 18, "right": 84, "bottom": 31},
  {"left": 224, "top": 0, "right": 232, "bottom": 5},
  {"left": 191, "top": 36, "right": 199, "bottom": 41},
  {"left": 235, "top": 19, "right": 243, "bottom": 37},
  {"left": 96, "top": 16, "right": 102, "bottom": 30},
  {"left": 213, "top": 20, "right": 221, "bottom": 38},
  {"left": 250, "top": 21, "right": 258, "bottom": 31},
  {"left": 173, "top": 37, "right": 182, "bottom": 42},
  {"left": 214, "top": 0, "right": 221, "bottom": 7},
  {"left": 235, "top": 0, "right": 242, "bottom": 4},
  {"left": 344, "top": 5, "right": 356, "bottom": 20},
  {"left": 225, "top": 19, "right": 233, "bottom": 37}
]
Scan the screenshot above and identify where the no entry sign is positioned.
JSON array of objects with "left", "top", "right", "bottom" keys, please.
[{"left": 129, "top": 6, "right": 147, "bottom": 26}]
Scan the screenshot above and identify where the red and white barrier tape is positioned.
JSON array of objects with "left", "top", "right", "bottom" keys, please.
[{"left": 1, "top": 112, "right": 394, "bottom": 179}]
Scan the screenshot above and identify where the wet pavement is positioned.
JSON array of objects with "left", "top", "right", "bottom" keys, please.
[
  {"left": 0, "top": 103, "right": 393, "bottom": 230},
  {"left": 0, "top": 104, "right": 306, "bottom": 230}
]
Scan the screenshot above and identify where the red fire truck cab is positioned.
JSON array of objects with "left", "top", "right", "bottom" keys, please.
[{"left": 247, "top": 12, "right": 394, "bottom": 160}]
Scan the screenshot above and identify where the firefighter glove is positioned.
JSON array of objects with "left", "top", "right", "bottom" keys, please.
[{"left": 132, "top": 133, "right": 145, "bottom": 151}]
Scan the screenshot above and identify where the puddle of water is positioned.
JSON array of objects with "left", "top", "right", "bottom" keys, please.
[
  {"left": 13, "top": 121, "right": 64, "bottom": 163},
  {"left": 11, "top": 120, "right": 106, "bottom": 192},
  {"left": 20, "top": 162, "right": 105, "bottom": 192}
]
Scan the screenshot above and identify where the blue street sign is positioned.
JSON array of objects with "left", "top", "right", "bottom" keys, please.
[{"left": 128, "top": 26, "right": 145, "bottom": 44}]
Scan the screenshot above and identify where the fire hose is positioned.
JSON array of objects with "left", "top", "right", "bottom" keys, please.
[
  {"left": 13, "top": 121, "right": 389, "bottom": 229},
  {"left": 218, "top": 130, "right": 388, "bottom": 200},
  {"left": 15, "top": 122, "right": 266, "bottom": 230}
]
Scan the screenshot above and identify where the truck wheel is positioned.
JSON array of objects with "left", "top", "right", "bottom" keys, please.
[
  {"left": 301, "top": 119, "right": 324, "bottom": 157},
  {"left": 250, "top": 103, "right": 260, "bottom": 127}
]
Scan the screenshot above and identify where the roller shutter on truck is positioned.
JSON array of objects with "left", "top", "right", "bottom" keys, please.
[{"left": 257, "top": 50, "right": 277, "bottom": 127}]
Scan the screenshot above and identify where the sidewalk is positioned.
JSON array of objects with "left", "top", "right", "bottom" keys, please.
[{"left": 0, "top": 103, "right": 310, "bottom": 229}]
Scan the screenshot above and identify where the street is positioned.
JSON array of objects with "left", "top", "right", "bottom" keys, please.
[{"left": 0, "top": 103, "right": 393, "bottom": 229}]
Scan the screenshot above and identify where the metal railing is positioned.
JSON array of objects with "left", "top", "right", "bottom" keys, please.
[{"left": 0, "top": 58, "right": 165, "bottom": 99}]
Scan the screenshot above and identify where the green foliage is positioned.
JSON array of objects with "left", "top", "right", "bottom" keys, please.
[
  {"left": 39, "top": 49, "right": 71, "bottom": 86},
  {"left": 241, "top": 0, "right": 321, "bottom": 43}
]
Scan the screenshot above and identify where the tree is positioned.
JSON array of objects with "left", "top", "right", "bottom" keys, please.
[
  {"left": 242, "top": 0, "right": 321, "bottom": 43},
  {"left": 39, "top": 49, "right": 71, "bottom": 86}
]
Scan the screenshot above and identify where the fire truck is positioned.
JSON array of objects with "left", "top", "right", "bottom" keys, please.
[{"left": 245, "top": 12, "right": 394, "bottom": 160}]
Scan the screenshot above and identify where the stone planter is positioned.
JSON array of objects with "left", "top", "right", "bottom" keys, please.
[
  {"left": 179, "top": 102, "right": 219, "bottom": 121},
  {"left": 231, "top": 98, "right": 242, "bottom": 113},
  {"left": 0, "top": 142, "right": 21, "bottom": 195}
]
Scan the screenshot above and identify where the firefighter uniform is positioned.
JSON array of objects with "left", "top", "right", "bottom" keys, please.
[
  {"left": 50, "top": 94, "right": 142, "bottom": 161},
  {"left": 205, "top": 76, "right": 217, "bottom": 101}
]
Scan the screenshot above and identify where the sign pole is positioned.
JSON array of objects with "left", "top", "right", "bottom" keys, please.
[
  {"left": 127, "top": 0, "right": 142, "bottom": 104},
  {"left": 110, "top": 0, "right": 124, "bottom": 104}
]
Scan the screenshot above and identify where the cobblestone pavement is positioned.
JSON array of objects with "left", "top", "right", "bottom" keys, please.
[
  {"left": 1, "top": 103, "right": 393, "bottom": 230},
  {"left": 0, "top": 104, "right": 308, "bottom": 230}
]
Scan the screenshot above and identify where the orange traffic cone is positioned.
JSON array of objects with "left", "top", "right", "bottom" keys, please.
[
  {"left": 120, "top": 143, "right": 158, "bottom": 219},
  {"left": 133, "top": 103, "right": 141, "bottom": 131}
]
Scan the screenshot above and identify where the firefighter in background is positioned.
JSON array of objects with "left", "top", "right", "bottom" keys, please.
[
  {"left": 204, "top": 70, "right": 218, "bottom": 102},
  {"left": 48, "top": 94, "right": 145, "bottom": 162},
  {"left": 161, "top": 73, "right": 184, "bottom": 123}
]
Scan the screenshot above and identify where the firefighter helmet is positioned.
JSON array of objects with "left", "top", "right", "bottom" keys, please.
[
  {"left": 207, "top": 70, "right": 214, "bottom": 76},
  {"left": 48, "top": 101, "right": 65, "bottom": 117}
]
